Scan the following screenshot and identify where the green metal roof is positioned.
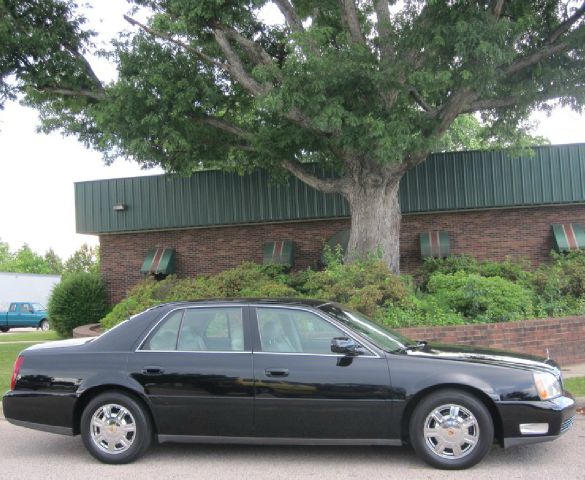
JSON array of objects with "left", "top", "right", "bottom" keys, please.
[{"left": 75, "top": 143, "right": 585, "bottom": 235}]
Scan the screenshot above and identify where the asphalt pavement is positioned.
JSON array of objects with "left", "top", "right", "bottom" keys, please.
[{"left": 0, "top": 414, "right": 583, "bottom": 480}]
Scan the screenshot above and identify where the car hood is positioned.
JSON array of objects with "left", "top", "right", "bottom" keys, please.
[
  {"left": 24, "top": 337, "right": 93, "bottom": 352},
  {"left": 406, "top": 342, "right": 561, "bottom": 376}
]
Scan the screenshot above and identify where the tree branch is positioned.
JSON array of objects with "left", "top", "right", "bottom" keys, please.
[
  {"left": 462, "top": 86, "right": 579, "bottom": 113},
  {"left": 274, "top": 0, "right": 304, "bottom": 33},
  {"left": 340, "top": 0, "right": 366, "bottom": 45},
  {"left": 34, "top": 85, "right": 105, "bottom": 101},
  {"left": 434, "top": 89, "right": 477, "bottom": 136},
  {"left": 282, "top": 160, "right": 347, "bottom": 194},
  {"left": 503, "top": 40, "right": 574, "bottom": 76},
  {"left": 548, "top": 2, "right": 585, "bottom": 44},
  {"left": 491, "top": 0, "right": 506, "bottom": 20},
  {"left": 193, "top": 115, "right": 252, "bottom": 138},
  {"left": 409, "top": 87, "right": 434, "bottom": 113},
  {"left": 373, "top": 0, "right": 394, "bottom": 61},
  {"left": 69, "top": 50, "right": 104, "bottom": 90},
  {"left": 502, "top": 8, "right": 585, "bottom": 77},
  {"left": 123, "top": 15, "right": 227, "bottom": 71},
  {"left": 215, "top": 24, "right": 274, "bottom": 67},
  {"left": 212, "top": 28, "right": 269, "bottom": 95}
]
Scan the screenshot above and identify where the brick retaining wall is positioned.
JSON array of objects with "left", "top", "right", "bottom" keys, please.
[{"left": 396, "top": 316, "right": 585, "bottom": 366}]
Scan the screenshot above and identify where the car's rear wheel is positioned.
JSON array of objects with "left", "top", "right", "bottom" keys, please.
[
  {"left": 0, "top": 327, "right": 9, "bottom": 333},
  {"left": 409, "top": 389, "right": 494, "bottom": 470},
  {"left": 80, "top": 392, "right": 152, "bottom": 464},
  {"left": 39, "top": 319, "right": 50, "bottom": 331}
]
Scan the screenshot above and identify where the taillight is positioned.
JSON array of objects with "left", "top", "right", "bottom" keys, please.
[{"left": 10, "top": 355, "right": 24, "bottom": 390}]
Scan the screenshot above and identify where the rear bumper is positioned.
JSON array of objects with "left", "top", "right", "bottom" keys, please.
[
  {"left": 499, "top": 394, "right": 576, "bottom": 448},
  {"left": 2, "top": 390, "right": 76, "bottom": 435}
]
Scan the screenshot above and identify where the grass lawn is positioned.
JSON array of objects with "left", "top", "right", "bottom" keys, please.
[
  {"left": 0, "top": 334, "right": 59, "bottom": 394},
  {"left": 565, "top": 377, "right": 585, "bottom": 397},
  {"left": 0, "top": 331, "right": 59, "bottom": 343},
  {"left": 0, "top": 343, "right": 37, "bottom": 394}
]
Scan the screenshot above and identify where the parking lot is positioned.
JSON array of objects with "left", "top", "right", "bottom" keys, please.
[{"left": 0, "top": 414, "right": 583, "bottom": 480}]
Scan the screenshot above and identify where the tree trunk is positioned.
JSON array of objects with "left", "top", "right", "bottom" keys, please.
[{"left": 344, "top": 173, "right": 402, "bottom": 273}]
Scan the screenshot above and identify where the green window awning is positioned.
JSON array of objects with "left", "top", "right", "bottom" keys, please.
[
  {"left": 140, "top": 247, "right": 176, "bottom": 275},
  {"left": 420, "top": 231, "right": 450, "bottom": 258},
  {"left": 263, "top": 241, "right": 294, "bottom": 266},
  {"left": 552, "top": 224, "right": 585, "bottom": 252}
]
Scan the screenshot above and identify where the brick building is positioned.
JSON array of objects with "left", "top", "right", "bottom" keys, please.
[{"left": 75, "top": 144, "right": 585, "bottom": 304}]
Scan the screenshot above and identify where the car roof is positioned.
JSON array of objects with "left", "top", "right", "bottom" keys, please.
[{"left": 157, "top": 298, "right": 333, "bottom": 309}]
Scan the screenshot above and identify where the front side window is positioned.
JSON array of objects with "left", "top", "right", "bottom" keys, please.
[
  {"left": 318, "top": 304, "right": 410, "bottom": 352},
  {"left": 142, "top": 307, "right": 244, "bottom": 352},
  {"left": 257, "top": 307, "right": 345, "bottom": 354},
  {"left": 31, "top": 303, "right": 45, "bottom": 312},
  {"left": 20, "top": 303, "right": 31, "bottom": 313}
]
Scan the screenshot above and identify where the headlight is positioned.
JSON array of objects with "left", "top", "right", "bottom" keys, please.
[{"left": 533, "top": 371, "right": 562, "bottom": 400}]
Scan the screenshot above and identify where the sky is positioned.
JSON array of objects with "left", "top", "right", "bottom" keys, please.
[{"left": 0, "top": 1, "right": 584, "bottom": 260}]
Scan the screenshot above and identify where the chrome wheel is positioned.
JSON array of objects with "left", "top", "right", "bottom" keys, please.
[
  {"left": 40, "top": 320, "right": 49, "bottom": 331},
  {"left": 90, "top": 403, "right": 137, "bottom": 454},
  {"left": 423, "top": 403, "right": 479, "bottom": 460}
]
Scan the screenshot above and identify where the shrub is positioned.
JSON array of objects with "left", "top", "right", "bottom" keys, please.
[
  {"left": 295, "top": 249, "right": 412, "bottom": 317},
  {"left": 418, "top": 255, "right": 532, "bottom": 289},
  {"left": 48, "top": 272, "right": 109, "bottom": 337},
  {"left": 101, "top": 263, "right": 297, "bottom": 329},
  {"left": 426, "top": 271, "right": 534, "bottom": 322},
  {"left": 382, "top": 295, "right": 465, "bottom": 329},
  {"left": 531, "top": 251, "right": 585, "bottom": 316}
]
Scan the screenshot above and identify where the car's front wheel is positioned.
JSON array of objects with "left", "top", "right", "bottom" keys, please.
[
  {"left": 39, "top": 319, "right": 50, "bottom": 331},
  {"left": 80, "top": 391, "right": 152, "bottom": 464},
  {"left": 409, "top": 389, "right": 494, "bottom": 470}
]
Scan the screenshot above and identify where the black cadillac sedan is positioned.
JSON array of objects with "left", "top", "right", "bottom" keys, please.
[{"left": 2, "top": 299, "right": 576, "bottom": 469}]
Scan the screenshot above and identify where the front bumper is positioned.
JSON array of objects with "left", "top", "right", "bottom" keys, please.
[{"left": 498, "top": 394, "right": 576, "bottom": 448}]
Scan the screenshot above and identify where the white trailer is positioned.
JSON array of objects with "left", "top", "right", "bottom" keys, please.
[{"left": 0, "top": 272, "right": 61, "bottom": 311}]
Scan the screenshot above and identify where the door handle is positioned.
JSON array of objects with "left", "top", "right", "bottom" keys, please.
[
  {"left": 264, "top": 368, "right": 289, "bottom": 377},
  {"left": 142, "top": 366, "right": 165, "bottom": 375}
]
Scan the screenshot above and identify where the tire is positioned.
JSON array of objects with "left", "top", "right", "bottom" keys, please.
[
  {"left": 0, "top": 327, "right": 9, "bottom": 333},
  {"left": 39, "top": 319, "right": 50, "bottom": 332},
  {"left": 409, "top": 389, "right": 494, "bottom": 470},
  {"left": 80, "top": 391, "right": 152, "bottom": 464}
]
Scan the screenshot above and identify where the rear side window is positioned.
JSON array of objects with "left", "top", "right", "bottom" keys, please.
[
  {"left": 142, "top": 307, "right": 244, "bottom": 352},
  {"left": 142, "top": 310, "right": 184, "bottom": 351}
]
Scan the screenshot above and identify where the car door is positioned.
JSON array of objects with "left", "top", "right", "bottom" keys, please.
[
  {"left": 19, "top": 303, "right": 37, "bottom": 327},
  {"left": 6, "top": 303, "right": 18, "bottom": 326},
  {"left": 126, "top": 305, "right": 254, "bottom": 437},
  {"left": 252, "top": 306, "right": 393, "bottom": 440}
]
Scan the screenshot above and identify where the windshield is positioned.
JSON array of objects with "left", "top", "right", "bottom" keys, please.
[
  {"left": 318, "top": 303, "right": 413, "bottom": 352},
  {"left": 31, "top": 303, "right": 45, "bottom": 311}
]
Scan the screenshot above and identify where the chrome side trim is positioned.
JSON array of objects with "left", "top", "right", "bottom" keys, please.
[
  {"left": 6, "top": 418, "right": 74, "bottom": 436},
  {"left": 253, "top": 352, "right": 378, "bottom": 358},
  {"left": 157, "top": 434, "right": 402, "bottom": 446},
  {"left": 136, "top": 350, "right": 252, "bottom": 354}
]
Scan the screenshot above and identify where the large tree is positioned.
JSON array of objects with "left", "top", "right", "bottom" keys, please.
[{"left": 2, "top": 1, "right": 584, "bottom": 271}]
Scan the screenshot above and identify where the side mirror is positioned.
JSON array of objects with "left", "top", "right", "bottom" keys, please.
[{"left": 331, "top": 337, "right": 359, "bottom": 356}]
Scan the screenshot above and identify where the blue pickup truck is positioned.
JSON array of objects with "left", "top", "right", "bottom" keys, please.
[{"left": 0, "top": 302, "right": 50, "bottom": 332}]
